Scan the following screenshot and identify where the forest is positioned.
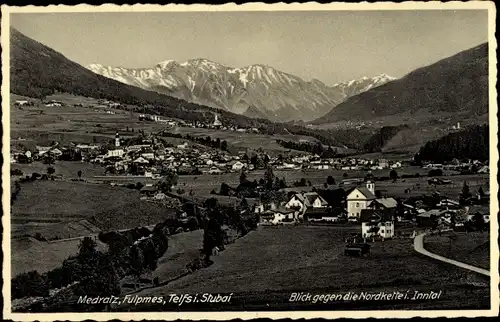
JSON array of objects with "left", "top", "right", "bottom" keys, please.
[{"left": 415, "top": 124, "right": 489, "bottom": 163}]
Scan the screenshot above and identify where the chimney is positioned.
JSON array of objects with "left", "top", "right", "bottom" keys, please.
[{"left": 366, "top": 180, "right": 375, "bottom": 195}]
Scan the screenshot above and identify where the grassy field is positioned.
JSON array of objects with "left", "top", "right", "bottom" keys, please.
[
  {"left": 11, "top": 161, "right": 105, "bottom": 180},
  {"left": 130, "top": 225, "right": 489, "bottom": 311},
  {"left": 10, "top": 93, "right": 320, "bottom": 155},
  {"left": 12, "top": 180, "right": 176, "bottom": 233},
  {"left": 424, "top": 232, "right": 490, "bottom": 270},
  {"left": 11, "top": 93, "right": 170, "bottom": 146},
  {"left": 151, "top": 229, "right": 204, "bottom": 283},
  {"left": 169, "top": 127, "right": 326, "bottom": 156},
  {"left": 177, "top": 169, "right": 489, "bottom": 201},
  {"left": 11, "top": 236, "right": 108, "bottom": 277}
]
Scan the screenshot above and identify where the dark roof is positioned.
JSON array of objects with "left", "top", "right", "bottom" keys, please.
[
  {"left": 359, "top": 209, "right": 395, "bottom": 223},
  {"left": 356, "top": 187, "right": 376, "bottom": 199},
  {"left": 140, "top": 185, "right": 157, "bottom": 192}
]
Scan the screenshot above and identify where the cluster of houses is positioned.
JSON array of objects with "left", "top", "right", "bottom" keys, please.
[
  {"left": 276, "top": 155, "right": 403, "bottom": 171},
  {"left": 254, "top": 179, "right": 490, "bottom": 240},
  {"left": 423, "top": 159, "right": 489, "bottom": 174}
]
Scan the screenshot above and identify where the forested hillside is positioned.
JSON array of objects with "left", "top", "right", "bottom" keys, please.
[{"left": 415, "top": 124, "right": 489, "bottom": 163}]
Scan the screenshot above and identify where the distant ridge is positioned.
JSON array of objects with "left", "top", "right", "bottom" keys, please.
[{"left": 313, "top": 43, "right": 489, "bottom": 124}]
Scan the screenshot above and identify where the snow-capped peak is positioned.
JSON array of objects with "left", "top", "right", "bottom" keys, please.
[{"left": 156, "top": 60, "right": 177, "bottom": 69}]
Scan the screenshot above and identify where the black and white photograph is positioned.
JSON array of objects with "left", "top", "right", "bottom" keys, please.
[{"left": 1, "top": 2, "right": 498, "bottom": 320}]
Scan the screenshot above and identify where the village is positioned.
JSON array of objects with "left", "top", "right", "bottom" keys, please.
[{"left": 10, "top": 107, "right": 491, "bottom": 243}]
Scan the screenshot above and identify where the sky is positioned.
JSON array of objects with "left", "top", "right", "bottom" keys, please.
[{"left": 10, "top": 10, "right": 488, "bottom": 85}]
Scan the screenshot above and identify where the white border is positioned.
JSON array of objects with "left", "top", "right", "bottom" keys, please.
[{"left": 1, "top": 2, "right": 498, "bottom": 320}]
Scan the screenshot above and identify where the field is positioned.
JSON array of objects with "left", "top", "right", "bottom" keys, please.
[
  {"left": 11, "top": 161, "right": 105, "bottom": 180},
  {"left": 10, "top": 93, "right": 320, "bottom": 155},
  {"left": 424, "top": 232, "right": 490, "bottom": 270},
  {"left": 11, "top": 236, "right": 108, "bottom": 277},
  {"left": 129, "top": 225, "right": 489, "bottom": 311},
  {"left": 168, "top": 127, "right": 332, "bottom": 156},
  {"left": 177, "top": 169, "right": 489, "bottom": 201},
  {"left": 151, "top": 229, "right": 204, "bottom": 283},
  {"left": 11, "top": 180, "right": 176, "bottom": 234}
]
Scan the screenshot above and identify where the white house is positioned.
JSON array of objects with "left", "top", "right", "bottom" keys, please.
[
  {"left": 231, "top": 161, "right": 246, "bottom": 171},
  {"left": 260, "top": 208, "right": 297, "bottom": 225},
  {"left": 360, "top": 209, "right": 395, "bottom": 239},
  {"left": 107, "top": 149, "right": 124, "bottom": 158},
  {"left": 15, "top": 100, "right": 29, "bottom": 106},
  {"left": 285, "top": 192, "right": 328, "bottom": 213},
  {"left": 346, "top": 181, "right": 376, "bottom": 219}
]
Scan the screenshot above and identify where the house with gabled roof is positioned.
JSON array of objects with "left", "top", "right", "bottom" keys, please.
[{"left": 285, "top": 192, "right": 329, "bottom": 215}]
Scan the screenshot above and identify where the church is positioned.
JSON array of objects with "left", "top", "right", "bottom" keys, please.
[{"left": 346, "top": 181, "right": 397, "bottom": 220}]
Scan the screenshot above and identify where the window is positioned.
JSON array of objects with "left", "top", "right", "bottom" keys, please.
[{"left": 356, "top": 202, "right": 359, "bottom": 207}]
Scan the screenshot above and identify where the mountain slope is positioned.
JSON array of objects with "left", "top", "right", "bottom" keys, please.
[
  {"left": 9, "top": 28, "right": 265, "bottom": 127},
  {"left": 313, "top": 43, "right": 489, "bottom": 124},
  {"left": 87, "top": 61, "right": 395, "bottom": 122},
  {"left": 8, "top": 28, "right": 373, "bottom": 151}
]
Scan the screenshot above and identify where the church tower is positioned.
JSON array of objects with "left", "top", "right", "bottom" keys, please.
[
  {"left": 366, "top": 180, "right": 375, "bottom": 195},
  {"left": 115, "top": 132, "right": 120, "bottom": 147}
]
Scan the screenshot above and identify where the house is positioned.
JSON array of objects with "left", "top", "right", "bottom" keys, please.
[
  {"left": 140, "top": 185, "right": 157, "bottom": 196},
  {"left": 254, "top": 203, "right": 265, "bottom": 214},
  {"left": 231, "top": 161, "right": 246, "bottom": 171},
  {"left": 208, "top": 167, "right": 222, "bottom": 174},
  {"left": 477, "top": 166, "right": 489, "bottom": 174},
  {"left": 346, "top": 181, "right": 376, "bottom": 219},
  {"left": 369, "top": 197, "right": 397, "bottom": 210},
  {"left": 360, "top": 209, "right": 395, "bottom": 239},
  {"left": 416, "top": 209, "right": 446, "bottom": 227},
  {"left": 305, "top": 207, "right": 340, "bottom": 222},
  {"left": 177, "top": 142, "right": 188, "bottom": 149},
  {"left": 107, "top": 149, "right": 124, "bottom": 158},
  {"left": 133, "top": 156, "right": 149, "bottom": 164},
  {"left": 285, "top": 192, "right": 329, "bottom": 213},
  {"left": 14, "top": 100, "right": 30, "bottom": 106},
  {"left": 260, "top": 208, "right": 297, "bottom": 225}
]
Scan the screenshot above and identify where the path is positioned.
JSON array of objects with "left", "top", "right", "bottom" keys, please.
[{"left": 414, "top": 233, "right": 490, "bottom": 276}]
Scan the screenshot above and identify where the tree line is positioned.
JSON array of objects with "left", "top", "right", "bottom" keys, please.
[
  {"left": 415, "top": 124, "right": 489, "bottom": 163},
  {"left": 159, "top": 131, "right": 229, "bottom": 151}
]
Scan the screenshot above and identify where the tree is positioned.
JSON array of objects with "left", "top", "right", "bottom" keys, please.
[
  {"left": 239, "top": 170, "right": 247, "bottom": 184},
  {"left": 326, "top": 175, "right": 336, "bottom": 186},
  {"left": 220, "top": 140, "right": 228, "bottom": 151},
  {"left": 390, "top": 169, "right": 398, "bottom": 182},
  {"left": 460, "top": 181, "right": 472, "bottom": 205},
  {"left": 78, "top": 236, "right": 98, "bottom": 259},
  {"left": 220, "top": 183, "right": 231, "bottom": 196},
  {"left": 264, "top": 165, "right": 275, "bottom": 191},
  {"left": 47, "top": 166, "right": 55, "bottom": 176},
  {"left": 478, "top": 186, "right": 485, "bottom": 198},
  {"left": 343, "top": 172, "right": 348, "bottom": 178}
]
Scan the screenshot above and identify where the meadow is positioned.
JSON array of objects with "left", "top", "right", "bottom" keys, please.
[
  {"left": 424, "top": 232, "right": 490, "bottom": 270},
  {"left": 11, "top": 180, "right": 176, "bottom": 233},
  {"left": 177, "top": 168, "right": 489, "bottom": 201},
  {"left": 11, "top": 236, "right": 108, "bottom": 278},
  {"left": 10, "top": 93, "right": 321, "bottom": 155},
  {"left": 130, "top": 225, "right": 490, "bottom": 311}
]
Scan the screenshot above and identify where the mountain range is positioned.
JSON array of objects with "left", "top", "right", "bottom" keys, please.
[
  {"left": 86, "top": 60, "right": 395, "bottom": 122},
  {"left": 313, "top": 42, "right": 489, "bottom": 124}
]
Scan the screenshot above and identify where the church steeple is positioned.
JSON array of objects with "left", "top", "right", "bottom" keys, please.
[{"left": 115, "top": 132, "right": 120, "bottom": 147}]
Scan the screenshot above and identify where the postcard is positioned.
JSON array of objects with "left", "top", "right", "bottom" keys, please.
[{"left": 1, "top": 2, "right": 498, "bottom": 320}]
